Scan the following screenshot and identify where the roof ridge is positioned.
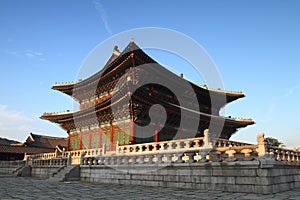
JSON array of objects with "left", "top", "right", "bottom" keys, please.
[{"left": 30, "top": 133, "right": 67, "bottom": 140}]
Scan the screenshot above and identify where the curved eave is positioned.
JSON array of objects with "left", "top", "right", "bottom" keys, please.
[
  {"left": 179, "top": 103, "right": 255, "bottom": 128},
  {"left": 225, "top": 92, "right": 245, "bottom": 103},
  {"left": 224, "top": 117, "right": 255, "bottom": 128},
  {"left": 40, "top": 111, "right": 76, "bottom": 123},
  {"left": 193, "top": 83, "right": 245, "bottom": 103},
  {"left": 51, "top": 83, "right": 76, "bottom": 96}
]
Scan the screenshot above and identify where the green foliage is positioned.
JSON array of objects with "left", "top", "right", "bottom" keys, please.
[{"left": 265, "top": 137, "right": 283, "bottom": 147}]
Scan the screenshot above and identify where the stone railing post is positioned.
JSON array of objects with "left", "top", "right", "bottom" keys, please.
[
  {"left": 62, "top": 148, "right": 66, "bottom": 158},
  {"left": 115, "top": 142, "right": 119, "bottom": 155},
  {"left": 203, "top": 129, "right": 213, "bottom": 149},
  {"left": 24, "top": 153, "right": 29, "bottom": 166},
  {"left": 200, "top": 129, "right": 213, "bottom": 160},
  {"left": 67, "top": 153, "right": 72, "bottom": 166},
  {"left": 80, "top": 151, "right": 86, "bottom": 165},
  {"left": 54, "top": 149, "right": 58, "bottom": 158},
  {"left": 102, "top": 144, "right": 106, "bottom": 155},
  {"left": 257, "top": 132, "right": 267, "bottom": 157}
]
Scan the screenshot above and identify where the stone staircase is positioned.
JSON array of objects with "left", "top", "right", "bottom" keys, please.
[
  {"left": 48, "top": 165, "right": 80, "bottom": 182},
  {"left": 12, "top": 164, "right": 25, "bottom": 175}
]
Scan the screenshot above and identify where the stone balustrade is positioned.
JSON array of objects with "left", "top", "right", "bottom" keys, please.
[
  {"left": 81, "top": 132, "right": 261, "bottom": 166},
  {"left": 267, "top": 146, "right": 300, "bottom": 164},
  {"left": 215, "top": 144, "right": 258, "bottom": 162},
  {"left": 216, "top": 138, "right": 253, "bottom": 148},
  {"left": 25, "top": 130, "right": 300, "bottom": 167},
  {"left": 81, "top": 145, "right": 260, "bottom": 166},
  {"left": 81, "top": 132, "right": 300, "bottom": 166},
  {"left": 30, "top": 152, "right": 57, "bottom": 160},
  {"left": 26, "top": 147, "right": 103, "bottom": 166},
  {"left": 32, "top": 158, "right": 68, "bottom": 167},
  {"left": 61, "top": 148, "right": 103, "bottom": 158},
  {"left": 116, "top": 137, "right": 206, "bottom": 155}
]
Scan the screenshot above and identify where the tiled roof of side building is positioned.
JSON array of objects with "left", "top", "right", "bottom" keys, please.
[
  {"left": 0, "top": 137, "right": 21, "bottom": 145},
  {"left": 25, "top": 133, "right": 68, "bottom": 149},
  {"left": 0, "top": 144, "right": 54, "bottom": 154}
]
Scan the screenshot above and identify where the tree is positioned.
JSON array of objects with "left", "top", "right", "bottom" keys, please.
[{"left": 265, "top": 137, "right": 283, "bottom": 147}]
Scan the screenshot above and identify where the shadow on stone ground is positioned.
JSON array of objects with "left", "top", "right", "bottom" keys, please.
[{"left": 0, "top": 175, "right": 299, "bottom": 200}]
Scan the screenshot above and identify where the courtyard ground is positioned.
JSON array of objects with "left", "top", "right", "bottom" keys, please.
[{"left": 0, "top": 174, "right": 299, "bottom": 199}]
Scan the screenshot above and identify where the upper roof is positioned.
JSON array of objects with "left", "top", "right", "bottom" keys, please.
[
  {"left": 51, "top": 44, "right": 122, "bottom": 96},
  {"left": 51, "top": 40, "right": 245, "bottom": 103}
]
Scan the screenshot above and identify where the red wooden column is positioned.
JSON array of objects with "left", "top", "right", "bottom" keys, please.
[
  {"left": 79, "top": 129, "right": 83, "bottom": 150},
  {"left": 88, "top": 128, "right": 92, "bottom": 149},
  {"left": 130, "top": 120, "right": 134, "bottom": 143},
  {"left": 98, "top": 126, "right": 103, "bottom": 148},
  {"left": 110, "top": 123, "right": 114, "bottom": 151},
  {"left": 154, "top": 130, "right": 158, "bottom": 143},
  {"left": 67, "top": 134, "right": 71, "bottom": 151}
]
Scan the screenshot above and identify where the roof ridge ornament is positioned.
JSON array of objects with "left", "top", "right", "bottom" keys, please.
[{"left": 113, "top": 45, "right": 119, "bottom": 52}]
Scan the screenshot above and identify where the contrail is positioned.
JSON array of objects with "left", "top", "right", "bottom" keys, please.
[{"left": 93, "top": 0, "right": 112, "bottom": 35}]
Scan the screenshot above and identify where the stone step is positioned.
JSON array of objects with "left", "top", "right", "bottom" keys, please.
[{"left": 48, "top": 165, "right": 79, "bottom": 182}]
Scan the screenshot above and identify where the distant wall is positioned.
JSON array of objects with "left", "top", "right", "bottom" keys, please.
[
  {"left": 0, "top": 161, "right": 62, "bottom": 178},
  {"left": 80, "top": 160, "right": 300, "bottom": 194},
  {"left": 31, "top": 166, "right": 63, "bottom": 178},
  {"left": 0, "top": 160, "right": 24, "bottom": 174}
]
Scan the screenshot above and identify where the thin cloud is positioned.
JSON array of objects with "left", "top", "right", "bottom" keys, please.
[
  {"left": 93, "top": 0, "right": 112, "bottom": 35},
  {"left": 262, "top": 83, "right": 300, "bottom": 123},
  {"left": 6, "top": 49, "right": 46, "bottom": 60},
  {"left": 285, "top": 84, "right": 300, "bottom": 97},
  {"left": 0, "top": 105, "right": 33, "bottom": 122},
  {"left": 26, "top": 50, "right": 43, "bottom": 58},
  {"left": 0, "top": 105, "right": 35, "bottom": 139}
]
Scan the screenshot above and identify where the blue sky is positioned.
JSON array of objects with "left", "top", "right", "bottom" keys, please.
[{"left": 1, "top": 0, "right": 300, "bottom": 148}]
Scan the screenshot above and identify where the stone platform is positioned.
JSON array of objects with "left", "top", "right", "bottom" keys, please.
[
  {"left": 0, "top": 175, "right": 300, "bottom": 199},
  {"left": 8, "top": 133, "right": 300, "bottom": 195}
]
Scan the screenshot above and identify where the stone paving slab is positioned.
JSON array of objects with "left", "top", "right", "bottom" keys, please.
[{"left": 1, "top": 175, "right": 300, "bottom": 199}]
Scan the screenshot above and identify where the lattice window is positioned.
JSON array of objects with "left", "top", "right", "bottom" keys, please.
[
  {"left": 91, "top": 128, "right": 99, "bottom": 149},
  {"left": 69, "top": 136, "right": 80, "bottom": 150},
  {"left": 82, "top": 130, "right": 89, "bottom": 149}
]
